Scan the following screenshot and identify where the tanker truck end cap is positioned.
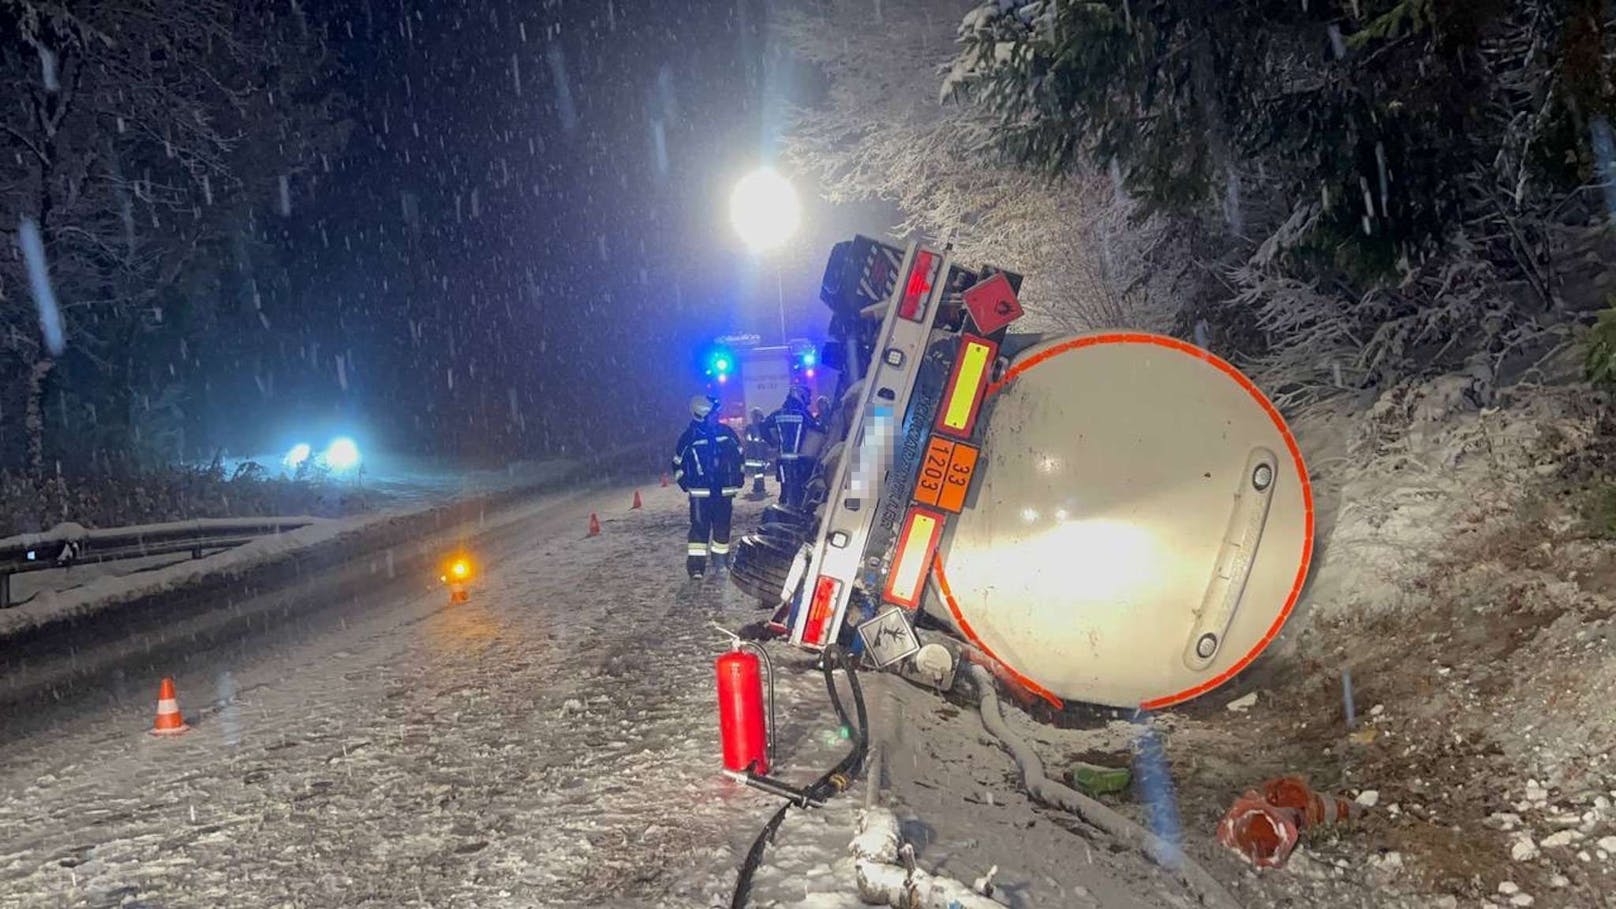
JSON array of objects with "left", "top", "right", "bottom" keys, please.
[{"left": 750, "top": 236, "right": 1314, "bottom": 711}]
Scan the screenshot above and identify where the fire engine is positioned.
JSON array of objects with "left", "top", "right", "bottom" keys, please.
[
  {"left": 728, "top": 236, "right": 1314, "bottom": 710},
  {"left": 704, "top": 335, "right": 829, "bottom": 431}
]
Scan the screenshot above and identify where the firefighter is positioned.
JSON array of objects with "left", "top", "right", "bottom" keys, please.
[
  {"left": 764, "top": 385, "right": 820, "bottom": 509},
  {"left": 743, "top": 407, "right": 771, "bottom": 498},
  {"left": 672, "top": 394, "right": 744, "bottom": 580}
]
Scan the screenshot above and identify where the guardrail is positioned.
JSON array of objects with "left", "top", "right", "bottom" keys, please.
[
  {"left": 0, "top": 518, "right": 320, "bottom": 608},
  {"left": 0, "top": 440, "right": 669, "bottom": 611}
]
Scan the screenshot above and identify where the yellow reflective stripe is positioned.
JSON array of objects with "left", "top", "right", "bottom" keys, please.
[
  {"left": 687, "top": 543, "right": 709, "bottom": 555},
  {"left": 890, "top": 512, "right": 939, "bottom": 602},
  {"left": 942, "top": 340, "right": 991, "bottom": 431},
  {"left": 710, "top": 541, "right": 732, "bottom": 555}
]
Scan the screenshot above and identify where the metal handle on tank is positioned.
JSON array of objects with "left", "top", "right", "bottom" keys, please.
[{"left": 1183, "top": 447, "right": 1278, "bottom": 671}]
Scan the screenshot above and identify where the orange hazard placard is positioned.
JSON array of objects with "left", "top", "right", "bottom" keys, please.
[
  {"left": 935, "top": 442, "right": 978, "bottom": 514},
  {"left": 914, "top": 436, "right": 979, "bottom": 514}
]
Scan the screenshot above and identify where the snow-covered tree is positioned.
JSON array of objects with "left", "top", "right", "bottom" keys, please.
[
  {"left": 778, "top": 0, "right": 1202, "bottom": 337},
  {"left": 0, "top": 0, "right": 343, "bottom": 477},
  {"left": 942, "top": 0, "right": 1616, "bottom": 400}
]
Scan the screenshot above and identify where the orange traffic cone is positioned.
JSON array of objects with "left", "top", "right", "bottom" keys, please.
[
  {"left": 1217, "top": 790, "right": 1300, "bottom": 868},
  {"left": 151, "top": 677, "right": 190, "bottom": 736},
  {"left": 587, "top": 512, "right": 601, "bottom": 537},
  {"left": 631, "top": 490, "right": 643, "bottom": 510},
  {"left": 660, "top": 472, "right": 670, "bottom": 488},
  {"left": 1261, "top": 776, "right": 1362, "bottom": 828}
]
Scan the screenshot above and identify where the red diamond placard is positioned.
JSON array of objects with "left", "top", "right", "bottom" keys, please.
[{"left": 962, "top": 272, "right": 1023, "bottom": 335}]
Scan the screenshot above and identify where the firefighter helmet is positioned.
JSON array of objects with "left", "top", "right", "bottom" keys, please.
[
  {"left": 690, "top": 394, "right": 718, "bottom": 419},
  {"left": 787, "top": 384, "right": 810, "bottom": 404}
]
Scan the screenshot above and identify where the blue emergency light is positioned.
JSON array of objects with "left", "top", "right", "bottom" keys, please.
[{"left": 704, "top": 347, "right": 735, "bottom": 378}]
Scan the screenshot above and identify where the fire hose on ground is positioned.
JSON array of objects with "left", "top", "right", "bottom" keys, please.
[
  {"left": 967, "top": 665, "right": 1241, "bottom": 909},
  {"left": 728, "top": 644, "right": 869, "bottom": 909}
]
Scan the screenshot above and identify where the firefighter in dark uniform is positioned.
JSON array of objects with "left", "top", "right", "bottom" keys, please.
[
  {"left": 672, "top": 394, "right": 744, "bottom": 579},
  {"left": 743, "top": 407, "right": 771, "bottom": 498},
  {"left": 764, "top": 385, "right": 820, "bottom": 509}
]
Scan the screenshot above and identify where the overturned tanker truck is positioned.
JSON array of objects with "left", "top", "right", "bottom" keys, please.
[{"left": 728, "top": 236, "right": 1314, "bottom": 710}]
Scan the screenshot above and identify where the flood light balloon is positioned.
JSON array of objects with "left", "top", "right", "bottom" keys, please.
[
  {"left": 284, "top": 443, "right": 312, "bottom": 470},
  {"left": 729, "top": 168, "right": 800, "bottom": 253}
]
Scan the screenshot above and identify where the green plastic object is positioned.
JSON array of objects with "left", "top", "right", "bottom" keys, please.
[{"left": 1065, "top": 761, "right": 1132, "bottom": 797}]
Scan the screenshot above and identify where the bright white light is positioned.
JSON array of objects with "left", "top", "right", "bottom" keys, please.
[
  {"left": 964, "top": 518, "right": 1158, "bottom": 605},
  {"left": 729, "top": 168, "right": 800, "bottom": 253},
  {"left": 323, "top": 437, "right": 361, "bottom": 471},
  {"left": 283, "top": 443, "right": 312, "bottom": 470},
  {"left": 1020, "top": 507, "right": 1040, "bottom": 523}
]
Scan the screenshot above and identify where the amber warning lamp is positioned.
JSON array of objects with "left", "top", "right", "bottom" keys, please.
[{"left": 441, "top": 557, "right": 474, "bottom": 603}]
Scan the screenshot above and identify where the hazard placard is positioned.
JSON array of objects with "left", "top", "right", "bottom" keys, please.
[
  {"left": 914, "top": 436, "right": 978, "bottom": 515},
  {"left": 962, "top": 272, "right": 1023, "bottom": 335}
]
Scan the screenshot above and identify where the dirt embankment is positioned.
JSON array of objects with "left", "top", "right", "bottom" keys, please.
[{"left": 1157, "top": 372, "right": 1616, "bottom": 907}]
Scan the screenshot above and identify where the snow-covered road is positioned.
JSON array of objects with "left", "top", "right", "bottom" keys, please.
[{"left": 0, "top": 483, "right": 832, "bottom": 908}]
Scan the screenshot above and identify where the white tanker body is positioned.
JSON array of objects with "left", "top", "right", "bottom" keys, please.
[{"left": 729, "top": 236, "right": 1314, "bottom": 710}]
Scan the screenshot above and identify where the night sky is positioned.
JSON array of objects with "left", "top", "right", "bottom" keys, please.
[{"left": 205, "top": 0, "right": 888, "bottom": 463}]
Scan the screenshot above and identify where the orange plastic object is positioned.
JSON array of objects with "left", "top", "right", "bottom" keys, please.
[
  {"left": 150, "top": 677, "right": 190, "bottom": 736},
  {"left": 1262, "top": 776, "right": 1360, "bottom": 828},
  {"left": 1216, "top": 790, "right": 1300, "bottom": 868}
]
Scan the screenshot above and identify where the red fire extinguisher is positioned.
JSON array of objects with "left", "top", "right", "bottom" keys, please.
[{"left": 716, "top": 640, "right": 773, "bottom": 775}]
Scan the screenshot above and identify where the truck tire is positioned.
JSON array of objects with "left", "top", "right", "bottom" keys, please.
[
  {"left": 758, "top": 522, "right": 808, "bottom": 545},
  {"left": 762, "top": 503, "right": 811, "bottom": 528},
  {"left": 730, "top": 532, "right": 800, "bottom": 605}
]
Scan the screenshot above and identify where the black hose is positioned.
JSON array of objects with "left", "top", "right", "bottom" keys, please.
[{"left": 728, "top": 645, "right": 868, "bottom": 909}]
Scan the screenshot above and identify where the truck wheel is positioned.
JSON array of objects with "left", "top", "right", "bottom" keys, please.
[
  {"left": 762, "top": 503, "right": 811, "bottom": 528},
  {"left": 730, "top": 532, "right": 800, "bottom": 605},
  {"left": 758, "top": 522, "right": 808, "bottom": 545}
]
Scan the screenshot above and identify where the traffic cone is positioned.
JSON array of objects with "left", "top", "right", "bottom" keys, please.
[
  {"left": 151, "top": 677, "right": 190, "bottom": 736},
  {"left": 631, "top": 490, "right": 643, "bottom": 510},
  {"left": 1261, "top": 776, "right": 1362, "bottom": 828},
  {"left": 660, "top": 472, "right": 670, "bottom": 488},
  {"left": 1217, "top": 790, "right": 1300, "bottom": 868},
  {"left": 587, "top": 512, "right": 601, "bottom": 537}
]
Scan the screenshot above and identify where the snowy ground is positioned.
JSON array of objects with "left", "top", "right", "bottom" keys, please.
[{"left": 0, "top": 483, "right": 847, "bottom": 908}]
